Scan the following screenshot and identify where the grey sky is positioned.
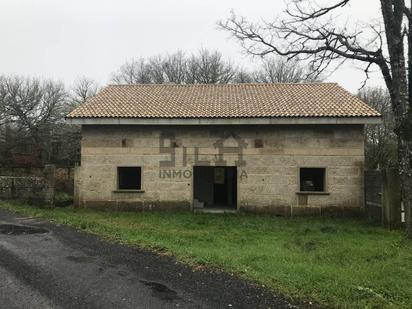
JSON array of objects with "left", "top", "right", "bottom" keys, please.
[{"left": 0, "top": 0, "right": 384, "bottom": 92}]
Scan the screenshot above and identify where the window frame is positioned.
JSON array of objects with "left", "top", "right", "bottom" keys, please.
[
  {"left": 297, "top": 167, "right": 329, "bottom": 195},
  {"left": 115, "top": 166, "right": 144, "bottom": 192}
]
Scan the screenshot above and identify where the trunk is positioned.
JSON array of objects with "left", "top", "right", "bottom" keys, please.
[
  {"left": 407, "top": 0, "right": 412, "bottom": 237},
  {"left": 399, "top": 135, "right": 412, "bottom": 237},
  {"left": 409, "top": 1, "right": 412, "bottom": 106},
  {"left": 380, "top": 0, "right": 412, "bottom": 237}
]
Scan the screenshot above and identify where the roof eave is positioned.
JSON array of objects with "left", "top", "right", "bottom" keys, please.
[{"left": 66, "top": 116, "right": 382, "bottom": 125}]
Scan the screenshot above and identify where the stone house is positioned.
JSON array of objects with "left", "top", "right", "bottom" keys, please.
[{"left": 67, "top": 83, "right": 381, "bottom": 215}]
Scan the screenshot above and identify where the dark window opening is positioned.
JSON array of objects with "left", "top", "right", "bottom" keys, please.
[
  {"left": 300, "top": 168, "right": 325, "bottom": 192},
  {"left": 118, "top": 167, "right": 141, "bottom": 190}
]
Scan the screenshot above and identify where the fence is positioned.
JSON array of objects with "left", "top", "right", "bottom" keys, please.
[{"left": 365, "top": 168, "right": 403, "bottom": 229}]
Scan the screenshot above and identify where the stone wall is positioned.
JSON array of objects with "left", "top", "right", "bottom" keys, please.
[
  {"left": 75, "top": 124, "right": 365, "bottom": 215},
  {"left": 0, "top": 166, "right": 74, "bottom": 194},
  {"left": 0, "top": 166, "right": 44, "bottom": 177},
  {"left": 0, "top": 165, "right": 55, "bottom": 206}
]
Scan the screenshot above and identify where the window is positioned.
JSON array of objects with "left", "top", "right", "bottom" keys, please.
[
  {"left": 300, "top": 168, "right": 326, "bottom": 192},
  {"left": 118, "top": 167, "right": 141, "bottom": 190}
]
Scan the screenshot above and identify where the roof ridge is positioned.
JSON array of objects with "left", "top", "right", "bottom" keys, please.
[{"left": 106, "top": 82, "right": 339, "bottom": 87}]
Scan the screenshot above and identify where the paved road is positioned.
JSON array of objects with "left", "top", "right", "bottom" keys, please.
[{"left": 0, "top": 208, "right": 299, "bottom": 309}]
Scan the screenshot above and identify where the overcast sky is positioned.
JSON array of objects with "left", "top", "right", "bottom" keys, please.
[{"left": 0, "top": 0, "right": 384, "bottom": 93}]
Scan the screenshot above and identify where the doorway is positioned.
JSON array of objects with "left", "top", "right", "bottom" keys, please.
[{"left": 193, "top": 166, "right": 237, "bottom": 209}]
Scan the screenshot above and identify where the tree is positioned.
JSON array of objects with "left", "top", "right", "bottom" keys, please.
[
  {"left": 56, "top": 77, "right": 99, "bottom": 166},
  {"left": 148, "top": 55, "right": 166, "bottom": 84},
  {"left": 233, "top": 69, "right": 254, "bottom": 83},
  {"left": 0, "top": 76, "right": 94, "bottom": 166},
  {"left": 111, "top": 58, "right": 153, "bottom": 84},
  {"left": 232, "top": 57, "right": 321, "bottom": 83},
  {"left": 220, "top": 0, "right": 412, "bottom": 237},
  {"left": 359, "top": 87, "right": 397, "bottom": 169},
  {"left": 0, "top": 76, "right": 67, "bottom": 163},
  {"left": 253, "top": 56, "right": 321, "bottom": 83},
  {"left": 111, "top": 49, "right": 318, "bottom": 85},
  {"left": 162, "top": 51, "right": 187, "bottom": 84},
  {"left": 186, "top": 49, "right": 237, "bottom": 84},
  {"left": 111, "top": 49, "right": 238, "bottom": 85},
  {"left": 69, "top": 77, "right": 99, "bottom": 108}
]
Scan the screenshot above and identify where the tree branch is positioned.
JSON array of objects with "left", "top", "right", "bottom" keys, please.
[{"left": 285, "top": 0, "right": 350, "bottom": 23}]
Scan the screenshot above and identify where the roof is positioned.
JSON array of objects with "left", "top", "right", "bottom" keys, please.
[{"left": 67, "top": 83, "right": 380, "bottom": 119}]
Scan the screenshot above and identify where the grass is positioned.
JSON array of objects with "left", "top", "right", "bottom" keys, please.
[
  {"left": 0, "top": 201, "right": 411, "bottom": 308},
  {"left": 54, "top": 192, "right": 73, "bottom": 207}
]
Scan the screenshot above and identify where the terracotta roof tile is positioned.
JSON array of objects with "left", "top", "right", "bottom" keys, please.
[{"left": 67, "top": 83, "right": 381, "bottom": 119}]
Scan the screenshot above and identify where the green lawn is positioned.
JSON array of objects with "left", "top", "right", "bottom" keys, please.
[{"left": 1, "top": 202, "right": 411, "bottom": 308}]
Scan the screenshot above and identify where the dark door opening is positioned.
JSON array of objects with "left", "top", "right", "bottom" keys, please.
[{"left": 193, "top": 166, "right": 237, "bottom": 209}]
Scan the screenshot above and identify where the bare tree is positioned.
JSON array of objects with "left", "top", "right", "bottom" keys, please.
[
  {"left": 359, "top": 87, "right": 397, "bottom": 169},
  {"left": 69, "top": 77, "right": 99, "bottom": 108},
  {"left": 234, "top": 57, "right": 321, "bottom": 84},
  {"left": 111, "top": 49, "right": 239, "bottom": 85},
  {"left": 253, "top": 56, "right": 320, "bottom": 83},
  {"left": 148, "top": 55, "right": 166, "bottom": 84},
  {"left": 162, "top": 51, "right": 187, "bottom": 84},
  {"left": 55, "top": 77, "right": 100, "bottom": 166},
  {"left": 110, "top": 51, "right": 319, "bottom": 86},
  {"left": 111, "top": 49, "right": 321, "bottom": 86},
  {"left": 188, "top": 49, "right": 237, "bottom": 84},
  {"left": 0, "top": 76, "right": 88, "bottom": 166},
  {"left": 0, "top": 76, "right": 67, "bottom": 162},
  {"left": 220, "top": 0, "right": 412, "bottom": 237},
  {"left": 233, "top": 69, "right": 254, "bottom": 83},
  {"left": 185, "top": 56, "right": 198, "bottom": 84},
  {"left": 111, "top": 58, "right": 153, "bottom": 84}
]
